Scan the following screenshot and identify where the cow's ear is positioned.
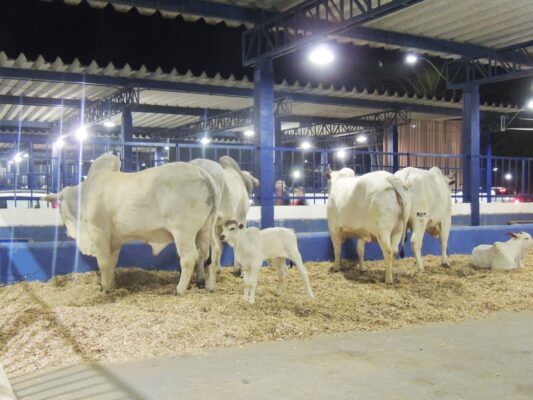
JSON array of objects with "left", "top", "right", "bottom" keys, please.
[
  {"left": 324, "top": 165, "right": 333, "bottom": 180},
  {"left": 42, "top": 193, "right": 60, "bottom": 203},
  {"left": 506, "top": 232, "right": 519, "bottom": 239},
  {"left": 447, "top": 172, "right": 457, "bottom": 186},
  {"left": 238, "top": 223, "right": 244, "bottom": 229}
]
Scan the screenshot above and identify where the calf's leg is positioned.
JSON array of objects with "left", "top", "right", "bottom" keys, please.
[
  {"left": 330, "top": 230, "right": 342, "bottom": 272},
  {"left": 97, "top": 247, "right": 120, "bottom": 293},
  {"left": 356, "top": 239, "right": 367, "bottom": 272},
  {"left": 288, "top": 251, "right": 315, "bottom": 299},
  {"left": 377, "top": 234, "right": 394, "bottom": 284},
  {"left": 272, "top": 258, "right": 288, "bottom": 295},
  {"left": 174, "top": 234, "right": 199, "bottom": 296},
  {"left": 439, "top": 218, "right": 451, "bottom": 267}
]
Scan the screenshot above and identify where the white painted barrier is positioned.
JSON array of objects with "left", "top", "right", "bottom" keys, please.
[{"left": 0, "top": 365, "right": 16, "bottom": 400}]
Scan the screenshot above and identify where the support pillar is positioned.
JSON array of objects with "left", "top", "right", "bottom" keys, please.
[
  {"left": 122, "top": 106, "right": 134, "bottom": 172},
  {"left": 387, "top": 124, "right": 399, "bottom": 173},
  {"left": 51, "top": 143, "right": 61, "bottom": 194},
  {"left": 486, "top": 133, "right": 492, "bottom": 203},
  {"left": 462, "top": 84, "right": 480, "bottom": 226},
  {"left": 253, "top": 58, "right": 275, "bottom": 228},
  {"left": 274, "top": 117, "right": 283, "bottom": 182}
]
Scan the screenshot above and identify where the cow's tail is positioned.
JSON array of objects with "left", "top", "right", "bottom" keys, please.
[
  {"left": 198, "top": 168, "right": 222, "bottom": 255},
  {"left": 387, "top": 175, "right": 410, "bottom": 255}
]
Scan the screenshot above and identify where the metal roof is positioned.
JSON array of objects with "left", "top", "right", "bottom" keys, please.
[{"left": 0, "top": 52, "right": 519, "bottom": 143}]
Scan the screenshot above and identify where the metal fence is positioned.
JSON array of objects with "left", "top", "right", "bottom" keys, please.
[{"left": 1, "top": 140, "right": 532, "bottom": 207}]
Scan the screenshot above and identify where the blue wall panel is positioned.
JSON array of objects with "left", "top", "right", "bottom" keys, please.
[{"left": 2, "top": 224, "right": 533, "bottom": 285}]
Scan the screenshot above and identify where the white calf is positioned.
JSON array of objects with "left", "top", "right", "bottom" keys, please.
[
  {"left": 220, "top": 220, "right": 315, "bottom": 304},
  {"left": 471, "top": 232, "right": 533, "bottom": 270}
]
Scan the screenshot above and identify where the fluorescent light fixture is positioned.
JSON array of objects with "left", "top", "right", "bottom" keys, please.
[
  {"left": 356, "top": 135, "right": 367, "bottom": 144},
  {"left": 200, "top": 137, "right": 211, "bottom": 145},
  {"left": 309, "top": 44, "right": 335, "bottom": 66},
  {"left": 405, "top": 54, "right": 418, "bottom": 65},
  {"left": 103, "top": 121, "right": 116, "bottom": 128},
  {"left": 75, "top": 126, "right": 88, "bottom": 141},
  {"left": 13, "top": 153, "right": 22, "bottom": 163},
  {"left": 301, "top": 140, "right": 312, "bottom": 150},
  {"left": 505, "top": 173, "right": 512, "bottom": 181},
  {"left": 243, "top": 130, "right": 254, "bottom": 137},
  {"left": 292, "top": 170, "right": 301, "bottom": 179},
  {"left": 336, "top": 149, "right": 347, "bottom": 160}
]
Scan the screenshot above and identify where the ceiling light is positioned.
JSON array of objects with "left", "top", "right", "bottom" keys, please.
[
  {"left": 243, "top": 130, "right": 254, "bottom": 137},
  {"left": 301, "top": 140, "right": 312, "bottom": 150},
  {"left": 75, "top": 126, "right": 88, "bottom": 141},
  {"left": 493, "top": 167, "right": 498, "bottom": 172},
  {"left": 405, "top": 54, "right": 418, "bottom": 65},
  {"left": 336, "top": 149, "right": 347, "bottom": 160},
  {"left": 309, "top": 44, "right": 335, "bottom": 66},
  {"left": 505, "top": 173, "right": 512, "bottom": 181},
  {"left": 200, "top": 137, "right": 211, "bottom": 145},
  {"left": 23, "top": 153, "right": 29, "bottom": 158},
  {"left": 164, "top": 146, "right": 169, "bottom": 150},
  {"left": 527, "top": 99, "right": 533, "bottom": 110},
  {"left": 292, "top": 170, "right": 301, "bottom": 179},
  {"left": 55, "top": 137, "right": 65, "bottom": 148},
  {"left": 103, "top": 121, "right": 116, "bottom": 128},
  {"left": 13, "top": 153, "right": 22, "bottom": 163},
  {"left": 356, "top": 135, "right": 367, "bottom": 144}
]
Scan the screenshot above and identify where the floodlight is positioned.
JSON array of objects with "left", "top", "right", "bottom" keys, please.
[
  {"left": 336, "top": 149, "right": 347, "bottom": 160},
  {"left": 309, "top": 44, "right": 335, "bottom": 66},
  {"left": 55, "top": 137, "right": 65, "bottom": 148},
  {"left": 405, "top": 54, "right": 418, "bottom": 65},
  {"left": 75, "top": 126, "right": 88, "bottom": 141},
  {"left": 200, "top": 137, "right": 211, "bottom": 145},
  {"left": 301, "top": 140, "right": 312, "bottom": 150},
  {"left": 505, "top": 173, "right": 512, "bottom": 181},
  {"left": 356, "top": 135, "right": 367, "bottom": 144},
  {"left": 103, "top": 121, "right": 115, "bottom": 128},
  {"left": 527, "top": 99, "right": 533, "bottom": 110},
  {"left": 292, "top": 170, "right": 301, "bottom": 179},
  {"left": 13, "top": 153, "right": 22, "bottom": 163},
  {"left": 244, "top": 130, "right": 254, "bottom": 137}
]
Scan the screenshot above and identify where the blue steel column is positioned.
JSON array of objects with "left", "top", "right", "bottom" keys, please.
[
  {"left": 388, "top": 124, "right": 399, "bottom": 173},
  {"left": 486, "top": 132, "right": 492, "bottom": 203},
  {"left": 462, "top": 84, "right": 480, "bottom": 226},
  {"left": 122, "top": 106, "right": 134, "bottom": 172},
  {"left": 51, "top": 143, "right": 61, "bottom": 193},
  {"left": 274, "top": 117, "right": 283, "bottom": 181},
  {"left": 320, "top": 149, "right": 329, "bottom": 190},
  {"left": 253, "top": 58, "right": 275, "bottom": 228}
]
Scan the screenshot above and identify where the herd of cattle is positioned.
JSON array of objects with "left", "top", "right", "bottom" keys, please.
[{"left": 44, "top": 154, "right": 532, "bottom": 304}]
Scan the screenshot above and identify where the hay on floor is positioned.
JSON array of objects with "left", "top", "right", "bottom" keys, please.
[{"left": 2, "top": 254, "right": 533, "bottom": 376}]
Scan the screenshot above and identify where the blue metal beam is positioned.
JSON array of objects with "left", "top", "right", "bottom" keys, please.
[
  {"left": 242, "top": 0, "right": 425, "bottom": 66},
  {"left": 0, "top": 120, "right": 53, "bottom": 130},
  {"left": 462, "top": 84, "right": 480, "bottom": 226},
  {"left": 0, "top": 67, "right": 503, "bottom": 118},
  {"left": 254, "top": 58, "right": 275, "bottom": 228}
]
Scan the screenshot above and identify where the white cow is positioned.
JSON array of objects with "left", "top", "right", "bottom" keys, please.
[
  {"left": 471, "top": 232, "right": 533, "bottom": 270},
  {"left": 220, "top": 220, "right": 314, "bottom": 304},
  {"left": 44, "top": 154, "right": 220, "bottom": 295},
  {"left": 190, "top": 156, "right": 259, "bottom": 285},
  {"left": 326, "top": 167, "right": 409, "bottom": 284},
  {"left": 394, "top": 167, "right": 454, "bottom": 271}
]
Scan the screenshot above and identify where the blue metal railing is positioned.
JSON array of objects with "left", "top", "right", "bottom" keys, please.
[{"left": 1, "top": 140, "right": 533, "bottom": 207}]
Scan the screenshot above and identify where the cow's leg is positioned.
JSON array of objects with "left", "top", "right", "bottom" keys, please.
[
  {"left": 410, "top": 216, "right": 428, "bottom": 272},
  {"left": 272, "top": 258, "right": 288, "bottom": 296},
  {"left": 98, "top": 247, "right": 120, "bottom": 293},
  {"left": 288, "top": 251, "right": 315, "bottom": 299},
  {"left": 243, "top": 263, "right": 260, "bottom": 304},
  {"left": 439, "top": 218, "right": 451, "bottom": 268},
  {"left": 356, "top": 239, "right": 367, "bottom": 272},
  {"left": 330, "top": 230, "right": 342, "bottom": 272},
  {"left": 377, "top": 234, "right": 394, "bottom": 284},
  {"left": 194, "top": 223, "right": 213, "bottom": 290},
  {"left": 174, "top": 235, "right": 199, "bottom": 296}
]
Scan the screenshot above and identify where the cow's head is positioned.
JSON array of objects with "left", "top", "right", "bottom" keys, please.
[
  {"left": 507, "top": 231, "right": 533, "bottom": 244},
  {"left": 242, "top": 171, "right": 260, "bottom": 196},
  {"left": 42, "top": 185, "right": 81, "bottom": 240},
  {"left": 220, "top": 219, "right": 244, "bottom": 245},
  {"left": 324, "top": 165, "right": 356, "bottom": 193}
]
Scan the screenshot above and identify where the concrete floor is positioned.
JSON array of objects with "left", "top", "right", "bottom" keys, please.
[{"left": 10, "top": 311, "right": 533, "bottom": 400}]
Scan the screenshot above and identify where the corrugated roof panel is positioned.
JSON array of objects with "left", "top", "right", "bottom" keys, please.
[{"left": 364, "top": 0, "right": 533, "bottom": 50}]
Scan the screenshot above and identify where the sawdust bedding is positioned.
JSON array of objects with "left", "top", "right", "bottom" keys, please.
[{"left": 2, "top": 253, "right": 533, "bottom": 375}]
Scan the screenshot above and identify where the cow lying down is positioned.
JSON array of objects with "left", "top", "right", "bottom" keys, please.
[
  {"left": 220, "top": 220, "right": 315, "bottom": 304},
  {"left": 471, "top": 232, "right": 533, "bottom": 270}
]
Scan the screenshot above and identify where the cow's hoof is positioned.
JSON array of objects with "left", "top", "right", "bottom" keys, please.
[
  {"left": 196, "top": 279, "right": 206, "bottom": 289},
  {"left": 232, "top": 270, "right": 242, "bottom": 278},
  {"left": 441, "top": 262, "right": 451, "bottom": 268},
  {"left": 329, "top": 266, "right": 340, "bottom": 273}
]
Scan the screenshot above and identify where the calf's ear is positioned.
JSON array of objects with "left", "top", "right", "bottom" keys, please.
[
  {"left": 238, "top": 223, "right": 244, "bottom": 229},
  {"left": 324, "top": 164, "right": 333, "bottom": 180},
  {"left": 506, "top": 232, "right": 519, "bottom": 239}
]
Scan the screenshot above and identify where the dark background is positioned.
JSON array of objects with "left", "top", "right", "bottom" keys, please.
[{"left": 1, "top": 0, "right": 532, "bottom": 155}]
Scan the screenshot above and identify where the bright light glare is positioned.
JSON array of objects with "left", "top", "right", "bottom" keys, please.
[
  {"left": 55, "top": 137, "right": 65, "bottom": 148},
  {"left": 103, "top": 121, "right": 116, "bottom": 128},
  {"left": 164, "top": 146, "right": 169, "bottom": 150},
  {"left": 527, "top": 99, "right": 533, "bottom": 110},
  {"left": 513, "top": 198, "right": 521, "bottom": 204},
  {"left": 493, "top": 167, "right": 498, "bottom": 172},
  {"left": 411, "top": 124, "right": 416, "bottom": 128},
  {"left": 200, "top": 137, "right": 211, "bottom": 145},
  {"left": 356, "top": 135, "right": 367, "bottom": 144},
  {"left": 75, "top": 126, "right": 88, "bottom": 141},
  {"left": 244, "top": 130, "right": 254, "bottom": 137},
  {"left": 505, "top": 173, "right": 512, "bottom": 181},
  {"left": 13, "top": 153, "right": 22, "bottom": 163},
  {"left": 23, "top": 153, "right": 29, "bottom": 158},
  {"left": 292, "top": 170, "right": 301, "bottom": 179},
  {"left": 336, "top": 149, "right": 347, "bottom": 160},
  {"left": 309, "top": 45, "right": 335, "bottom": 66},
  {"left": 405, "top": 54, "right": 418, "bottom": 65},
  {"left": 301, "top": 140, "right": 312, "bottom": 150}
]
